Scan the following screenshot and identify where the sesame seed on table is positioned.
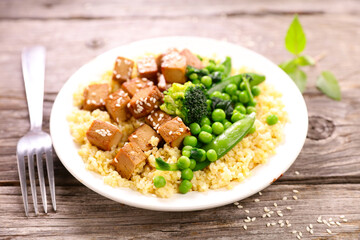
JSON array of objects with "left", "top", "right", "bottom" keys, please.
[{"left": 1, "top": 0, "right": 360, "bottom": 239}]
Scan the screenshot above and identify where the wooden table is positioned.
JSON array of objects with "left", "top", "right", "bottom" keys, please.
[{"left": 1, "top": 1, "right": 360, "bottom": 239}]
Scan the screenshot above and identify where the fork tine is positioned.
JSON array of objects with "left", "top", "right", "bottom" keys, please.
[
  {"left": 16, "top": 152, "right": 29, "bottom": 216},
  {"left": 28, "top": 150, "right": 38, "bottom": 215},
  {"left": 45, "top": 148, "right": 56, "bottom": 211},
  {"left": 36, "top": 150, "right": 47, "bottom": 213}
]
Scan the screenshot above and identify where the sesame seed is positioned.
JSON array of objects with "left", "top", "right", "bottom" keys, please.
[
  {"left": 296, "top": 235, "right": 301, "bottom": 239},
  {"left": 292, "top": 230, "right": 297, "bottom": 234},
  {"left": 340, "top": 215, "right": 345, "bottom": 219},
  {"left": 245, "top": 210, "right": 250, "bottom": 214},
  {"left": 287, "top": 224, "right": 291, "bottom": 227},
  {"left": 233, "top": 202, "right": 239, "bottom": 206},
  {"left": 293, "top": 189, "right": 299, "bottom": 193},
  {"left": 243, "top": 225, "right": 247, "bottom": 230},
  {"left": 264, "top": 207, "right": 270, "bottom": 212},
  {"left": 266, "top": 223, "right": 270, "bottom": 227},
  {"left": 271, "top": 222, "right": 276, "bottom": 226},
  {"left": 274, "top": 202, "right": 277, "bottom": 207},
  {"left": 285, "top": 220, "right": 289, "bottom": 224},
  {"left": 293, "top": 195, "right": 298, "bottom": 200},
  {"left": 326, "top": 229, "right": 332, "bottom": 234},
  {"left": 343, "top": 219, "right": 348, "bottom": 222},
  {"left": 309, "top": 224, "right": 313, "bottom": 229},
  {"left": 286, "top": 206, "right": 292, "bottom": 210},
  {"left": 251, "top": 217, "right": 256, "bottom": 222},
  {"left": 237, "top": 205, "right": 243, "bottom": 209},
  {"left": 330, "top": 221, "right": 335, "bottom": 225},
  {"left": 258, "top": 192, "right": 262, "bottom": 196},
  {"left": 262, "top": 214, "right": 266, "bottom": 218},
  {"left": 283, "top": 196, "right": 288, "bottom": 201},
  {"left": 299, "top": 232, "right": 302, "bottom": 237},
  {"left": 306, "top": 226, "right": 310, "bottom": 232},
  {"left": 336, "top": 221, "right": 341, "bottom": 226},
  {"left": 295, "top": 171, "right": 300, "bottom": 175},
  {"left": 310, "top": 229, "right": 314, "bottom": 234},
  {"left": 255, "top": 199, "right": 260, "bottom": 202}
]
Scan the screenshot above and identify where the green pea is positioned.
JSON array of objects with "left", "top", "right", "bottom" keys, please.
[
  {"left": 177, "top": 156, "right": 191, "bottom": 170},
  {"left": 206, "top": 63, "right": 216, "bottom": 73},
  {"left": 251, "top": 86, "right": 261, "bottom": 96},
  {"left": 200, "top": 117, "right": 211, "bottom": 126},
  {"left": 182, "top": 149, "right": 191, "bottom": 157},
  {"left": 266, "top": 114, "right": 279, "bottom": 125},
  {"left": 221, "top": 93, "right": 231, "bottom": 101},
  {"left": 201, "top": 76, "right": 212, "bottom": 88},
  {"left": 179, "top": 180, "right": 192, "bottom": 194},
  {"left": 238, "top": 91, "right": 249, "bottom": 103},
  {"left": 183, "top": 145, "right": 193, "bottom": 151},
  {"left": 235, "top": 90, "right": 241, "bottom": 96},
  {"left": 212, "top": 122, "right": 224, "bottom": 135},
  {"left": 215, "top": 64, "right": 225, "bottom": 72},
  {"left": 212, "top": 109, "right": 226, "bottom": 122},
  {"left": 206, "top": 149, "right": 218, "bottom": 162},
  {"left": 189, "top": 159, "right": 196, "bottom": 170},
  {"left": 189, "top": 73, "right": 198, "bottom": 81},
  {"left": 201, "top": 124, "right": 213, "bottom": 134},
  {"left": 248, "top": 100, "right": 257, "bottom": 107},
  {"left": 210, "top": 91, "right": 222, "bottom": 99},
  {"left": 234, "top": 104, "right": 246, "bottom": 114},
  {"left": 222, "top": 119, "right": 232, "bottom": 129},
  {"left": 231, "top": 95, "right": 238, "bottom": 102},
  {"left": 183, "top": 136, "right": 197, "bottom": 147},
  {"left": 225, "top": 83, "right": 237, "bottom": 95},
  {"left": 248, "top": 124, "right": 256, "bottom": 134},
  {"left": 191, "top": 148, "right": 207, "bottom": 162},
  {"left": 181, "top": 168, "right": 194, "bottom": 180},
  {"left": 192, "top": 79, "right": 200, "bottom": 84},
  {"left": 206, "top": 99, "right": 212, "bottom": 112},
  {"left": 246, "top": 106, "right": 257, "bottom": 114},
  {"left": 231, "top": 112, "right": 245, "bottom": 123},
  {"left": 153, "top": 176, "right": 166, "bottom": 188},
  {"left": 198, "top": 131, "right": 213, "bottom": 143},
  {"left": 239, "top": 81, "right": 246, "bottom": 90},
  {"left": 189, "top": 123, "right": 201, "bottom": 135}
]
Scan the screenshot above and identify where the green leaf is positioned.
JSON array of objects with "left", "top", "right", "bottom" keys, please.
[
  {"left": 286, "top": 67, "right": 307, "bottom": 93},
  {"left": 316, "top": 71, "right": 341, "bottom": 101},
  {"left": 285, "top": 15, "right": 306, "bottom": 55},
  {"left": 279, "top": 59, "right": 298, "bottom": 73},
  {"left": 155, "top": 157, "right": 178, "bottom": 171},
  {"left": 222, "top": 56, "right": 232, "bottom": 77},
  {"left": 296, "top": 55, "right": 315, "bottom": 66}
]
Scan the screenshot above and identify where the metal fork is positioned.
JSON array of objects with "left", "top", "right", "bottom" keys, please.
[{"left": 16, "top": 46, "right": 56, "bottom": 216}]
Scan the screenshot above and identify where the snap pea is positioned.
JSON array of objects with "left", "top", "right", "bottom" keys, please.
[
  {"left": 193, "top": 113, "right": 255, "bottom": 171},
  {"left": 243, "top": 75, "right": 255, "bottom": 105},
  {"left": 207, "top": 73, "right": 265, "bottom": 95}
]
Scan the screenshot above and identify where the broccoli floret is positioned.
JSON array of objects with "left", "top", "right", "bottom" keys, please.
[{"left": 160, "top": 82, "right": 208, "bottom": 124}]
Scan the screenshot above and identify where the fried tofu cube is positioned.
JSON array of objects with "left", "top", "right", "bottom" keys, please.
[
  {"left": 111, "top": 142, "right": 146, "bottom": 179},
  {"left": 137, "top": 56, "right": 158, "bottom": 82},
  {"left": 157, "top": 74, "right": 171, "bottom": 92},
  {"left": 158, "top": 117, "right": 191, "bottom": 148},
  {"left": 155, "top": 48, "right": 179, "bottom": 69},
  {"left": 145, "top": 110, "right": 172, "bottom": 131},
  {"left": 121, "top": 78, "right": 153, "bottom": 97},
  {"left": 161, "top": 51, "right": 187, "bottom": 84},
  {"left": 83, "top": 83, "right": 109, "bottom": 111},
  {"left": 105, "top": 90, "right": 131, "bottom": 123},
  {"left": 128, "top": 124, "right": 161, "bottom": 151},
  {"left": 180, "top": 48, "right": 203, "bottom": 69},
  {"left": 86, "top": 120, "right": 122, "bottom": 151},
  {"left": 128, "top": 86, "right": 163, "bottom": 119},
  {"left": 112, "top": 56, "right": 134, "bottom": 83}
]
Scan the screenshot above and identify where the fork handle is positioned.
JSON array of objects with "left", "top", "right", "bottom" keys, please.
[{"left": 22, "top": 46, "right": 46, "bottom": 131}]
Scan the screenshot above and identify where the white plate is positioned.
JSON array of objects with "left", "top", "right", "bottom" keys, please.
[{"left": 50, "top": 36, "right": 308, "bottom": 211}]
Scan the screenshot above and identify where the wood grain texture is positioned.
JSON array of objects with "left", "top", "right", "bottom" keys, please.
[
  {"left": 0, "top": 0, "right": 360, "bottom": 239},
  {"left": 1, "top": 185, "right": 360, "bottom": 239}
]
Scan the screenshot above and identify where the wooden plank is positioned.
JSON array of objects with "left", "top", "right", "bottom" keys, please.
[
  {"left": 0, "top": 184, "right": 359, "bottom": 239},
  {"left": 0, "top": 0, "right": 359, "bottom": 20},
  {"left": 0, "top": 15, "right": 359, "bottom": 185}
]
